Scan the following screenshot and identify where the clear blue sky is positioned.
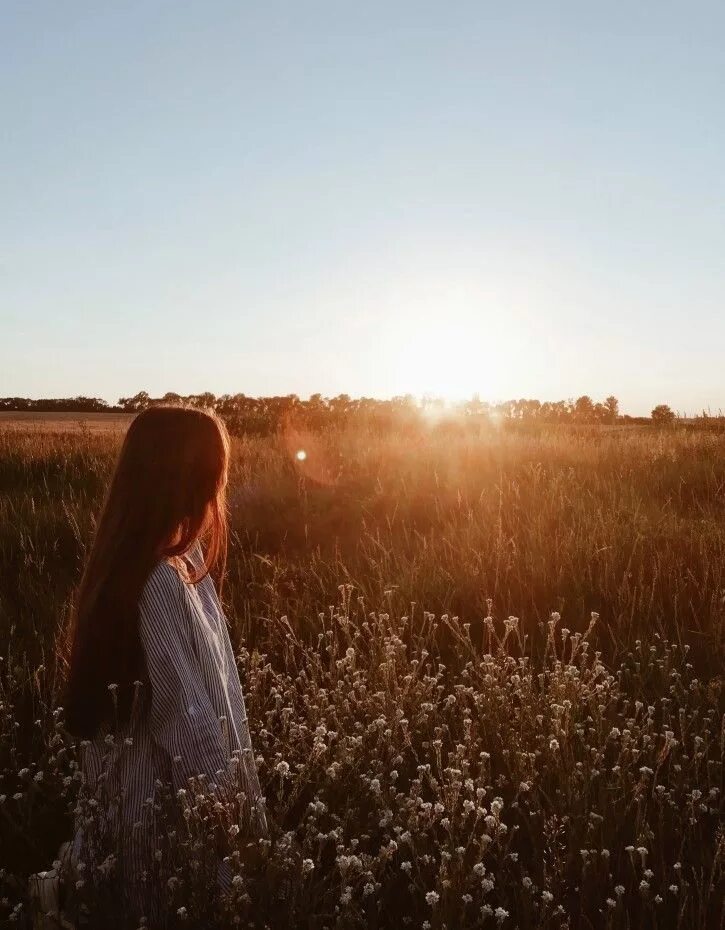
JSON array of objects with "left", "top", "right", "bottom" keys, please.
[{"left": 2, "top": 1, "right": 724, "bottom": 414}]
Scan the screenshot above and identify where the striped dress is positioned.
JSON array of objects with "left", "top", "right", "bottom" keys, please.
[{"left": 75, "top": 544, "right": 266, "bottom": 915}]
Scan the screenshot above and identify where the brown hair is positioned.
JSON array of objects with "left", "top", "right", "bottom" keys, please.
[{"left": 65, "top": 406, "right": 230, "bottom": 738}]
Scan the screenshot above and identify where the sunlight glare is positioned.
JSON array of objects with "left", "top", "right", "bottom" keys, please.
[{"left": 376, "top": 269, "right": 521, "bottom": 402}]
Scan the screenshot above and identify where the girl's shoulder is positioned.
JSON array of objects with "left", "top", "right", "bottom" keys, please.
[{"left": 141, "top": 558, "right": 188, "bottom": 611}]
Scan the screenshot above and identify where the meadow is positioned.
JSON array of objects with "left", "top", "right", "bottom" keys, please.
[{"left": 0, "top": 416, "right": 722, "bottom": 929}]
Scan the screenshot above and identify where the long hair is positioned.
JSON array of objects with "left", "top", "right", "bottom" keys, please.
[{"left": 65, "top": 406, "right": 230, "bottom": 738}]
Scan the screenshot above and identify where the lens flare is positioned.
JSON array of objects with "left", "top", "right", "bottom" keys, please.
[{"left": 295, "top": 449, "right": 307, "bottom": 462}]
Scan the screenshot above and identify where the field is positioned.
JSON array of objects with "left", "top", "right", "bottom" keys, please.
[
  {"left": 0, "top": 417, "right": 723, "bottom": 929},
  {"left": 0, "top": 412, "right": 133, "bottom": 433}
]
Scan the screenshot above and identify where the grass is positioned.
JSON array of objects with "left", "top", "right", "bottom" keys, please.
[{"left": 0, "top": 420, "right": 723, "bottom": 928}]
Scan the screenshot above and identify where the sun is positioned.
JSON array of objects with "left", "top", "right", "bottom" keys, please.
[
  {"left": 375, "top": 270, "right": 517, "bottom": 402},
  {"left": 387, "top": 319, "right": 510, "bottom": 402}
]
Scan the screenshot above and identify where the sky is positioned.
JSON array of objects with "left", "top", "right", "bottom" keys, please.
[{"left": 2, "top": 1, "right": 725, "bottom": 415}]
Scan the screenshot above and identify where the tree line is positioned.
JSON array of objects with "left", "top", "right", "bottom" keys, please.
[{"left": 0, "top": 391, "right": 686, "bottom": 433}]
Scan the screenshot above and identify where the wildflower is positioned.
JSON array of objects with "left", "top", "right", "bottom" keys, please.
[{"left": 425, "top": 891, "right": 439, "bottom": 906}]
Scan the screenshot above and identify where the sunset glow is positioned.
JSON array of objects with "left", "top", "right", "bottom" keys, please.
[{"left": 2, "top": 2, "right": 723, "bottom": 924}]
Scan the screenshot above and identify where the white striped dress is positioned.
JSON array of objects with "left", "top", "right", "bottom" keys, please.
[{"left": 75, "top": 543, "right": 266, "bottom": 914}]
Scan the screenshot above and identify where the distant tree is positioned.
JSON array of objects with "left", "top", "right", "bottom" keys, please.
[
  {"left": 574, "top": 395, "right": 595, "bottom": 422},
  {"left": 498, "top": 400, "right": 516, "bottom": 420},
  {"left": 604, "top": 395, "right": 619, "bottom": 423},
  {"left": 550, "top": 400, "right": 572, "bottom": 422},
  {"left": 194, "top": 392, "right": 217, "bottom": 410},
  {"left": 593, "top": 403, "right": 608, "bottom": 423},
  {"left": 118, "top": 391, "right": 149, "bottom": 411},
  {"left": 329, "top": 394, "right": 351, "bottom": 413},
  {"left": 520, "top": 399, "right": 541, "bottom": 421},
  {"left": 651, "top": 404, "right": 676, "bottom": 425},
  {"left": 71, "top": 396, "right": 109, "bottom": 412},
  {"left": 464, "top": 394, "right": 486, "bottom": 417}
]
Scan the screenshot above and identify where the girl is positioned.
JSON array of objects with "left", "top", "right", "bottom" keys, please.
[{"left": 64, "top": 406, "right": 265, "bottom": 918}]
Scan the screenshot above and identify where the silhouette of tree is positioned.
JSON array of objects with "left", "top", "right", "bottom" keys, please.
[
  {"left": 1, "top": 391, "right": 689, "bottom": 435},
  {"left": 604, "top": 396, "right": 619, "bottom": 423},
  {"left": 118, "top": 391, "right": 150, "bottom": 411},
  {"left": 651, "top": 404, "right": 676, "bottom": 425},
  {"left": 574, "top": 396, "right": 595, "bottom": 422}
]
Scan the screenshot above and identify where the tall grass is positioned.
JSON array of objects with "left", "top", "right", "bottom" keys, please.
[
  {"left": 0, "top": 422, "right": 723, "bottom": 928},
  {"left": 3, "top": 424, "right": 723, "bottom": 663}
]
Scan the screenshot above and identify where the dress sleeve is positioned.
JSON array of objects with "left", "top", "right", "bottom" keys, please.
[{"left": 138, "top": 562, "right": 230, "bottom": 792}]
